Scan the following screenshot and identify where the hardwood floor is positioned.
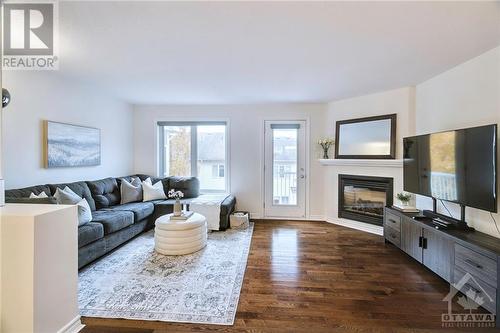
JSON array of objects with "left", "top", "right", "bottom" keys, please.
[{"left": 81, "top": 220, "right": 494, "bottom": 332}]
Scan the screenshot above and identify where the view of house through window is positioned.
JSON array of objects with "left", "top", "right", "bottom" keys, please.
[{"left": 159, "top": 122, "right": 227, "bottom": 192}]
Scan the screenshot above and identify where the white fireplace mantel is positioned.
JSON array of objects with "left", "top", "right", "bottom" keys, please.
[{"left": 318, "top": 159, "right": 403, "bottom": 168}]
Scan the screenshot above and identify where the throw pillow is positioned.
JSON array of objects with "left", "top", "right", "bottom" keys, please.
[
  {"left": 54, "top": 187, "right": 92, "bottom": 226},
  {"left": 143, "top": 179, "right": 167, "bottom": 201},
  {"left": 29, "top": 191, "right": 48, "bottom": 199},
  {"left": 54, "top": 186, "right": 81, "bottom": 205},
  {"left": 120, "top": 177, "right": 143, "bottom": 204},
  {"left": 76, "top": 198, "right": 92, "bottom": 225}
]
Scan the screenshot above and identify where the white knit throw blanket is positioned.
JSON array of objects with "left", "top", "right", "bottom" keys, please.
[{"left": 189, "top": 194, "right": 229, "bottom": 231}]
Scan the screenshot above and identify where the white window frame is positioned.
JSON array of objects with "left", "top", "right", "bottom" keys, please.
[{"left": 158, "top": 121, "right": 229, "bottom": 193}]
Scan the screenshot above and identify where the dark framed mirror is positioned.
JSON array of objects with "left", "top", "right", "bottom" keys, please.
[{"left": 335, "top": 114, "right": 397, "bottom": 159}]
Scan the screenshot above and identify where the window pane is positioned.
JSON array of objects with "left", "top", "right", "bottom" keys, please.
[
  {"left": 197, "top": 125, "right": 226, "bottom": 192},
  {"left": 273, "top": 129, "right": 297, "bottom": 205},
  {"left": 163, "top": 126, "right": 191, "bottom": 177}
]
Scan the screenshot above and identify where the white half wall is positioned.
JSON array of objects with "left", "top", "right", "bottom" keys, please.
[
  {"left": 323, "top": 87, "right": 415, "bottom": 223},
  {"left": 2, "top": 71, "right": 134, "bottom": 189},
  {"left": 133, "top": 104, "right": 327, "bottom": 219},
  {"left": 415, "top": 46, "right": 500, "bottom": 237}
]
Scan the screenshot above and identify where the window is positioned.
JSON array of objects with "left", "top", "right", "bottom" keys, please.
[
  {"left": 212, "top": 164, "right": 225, "bottom": 178},
  {"left": 159, "top": 122, "right": 227, "bottom": 192}
]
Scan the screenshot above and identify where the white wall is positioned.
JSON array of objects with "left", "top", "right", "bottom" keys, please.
[
  {"left": 323, "top": 87, "right": 416, "bottom": 227},
  {"left": 2, "top": 71, "right": 134, "bottom": 189},
  {"left": 133, "top": 104, "right": 327, "bottom": 219},
  {"left": 415, "top": 46, "right": 500, "bottom": 237}
]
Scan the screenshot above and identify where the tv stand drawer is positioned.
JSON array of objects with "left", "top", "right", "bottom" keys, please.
[
  {"left": 453, "top": 266, "right": 497, "bottom": 314},
  {"left": 455, "top": 243, "right": 497, "bottom": 287},
  {"left": 384, "top": 224, "right": 401, "bottom": 247},
  {"left": 385, "top": 211, "right": 401, "bottom": 231}
]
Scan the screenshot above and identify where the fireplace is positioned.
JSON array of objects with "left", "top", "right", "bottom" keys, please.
[{"left": 338, "top": 174, "right": 393, "bottom": 226}]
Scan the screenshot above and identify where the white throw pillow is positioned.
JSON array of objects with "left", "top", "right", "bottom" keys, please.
[
  {"left": 54, "top": 187, "right": 92, "bottom": 226},
  {"left": 54, "top": 186, "right": 81, "bottom": 204},
  {"left": 120, "top": 177, "right": 143, "bottom": 204},
  {"left": 142, "top": 179, "right": 167, "bottom": 201},
  {"left": 76, "top": 198, "right": 92, "bottom": 225},
  {"left": 29, "top": 191, "right": 48, "bottom": 199}
]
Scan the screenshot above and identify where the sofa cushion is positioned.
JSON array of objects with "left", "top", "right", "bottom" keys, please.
[
  {"left": 86, "top": 177, "right": 120, "bottom": 210},
  {"left": 169, "top": 177, "right": 199, "bottom": 198},
  {"left": 103, "top": 202, "right": 154, "bottom": 222},
  {"left": 91, "top": 210, "right": 134, "bottom": 234},
  {"left": 5, "top": 185, "right": 52, "bottom": 198},
  {"left": 49, "top": 181, "right": 96, "bottom": 211},
  {"left": 78, "top": 222, "right": 104, "bottom": 248}
]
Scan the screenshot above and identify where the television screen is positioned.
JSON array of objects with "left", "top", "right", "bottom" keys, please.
[{"left": 403, "top": 124, "right": 497, "bottom": 213}]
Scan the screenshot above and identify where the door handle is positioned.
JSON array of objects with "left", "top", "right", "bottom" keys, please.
[
  {"left": 300, "top": 175, "right": 305, "bottom": 179},
  {"left": 418, "top": 236, "right": 423, "bottom": 248}
]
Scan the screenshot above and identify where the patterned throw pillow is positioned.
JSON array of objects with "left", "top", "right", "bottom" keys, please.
[{"left": 120, "top": 177, "right": 143, "bottom": 204}]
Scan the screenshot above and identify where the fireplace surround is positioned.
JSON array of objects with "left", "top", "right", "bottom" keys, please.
[{"left": 338, "top": 174, "right": 393, "bottom": 226}]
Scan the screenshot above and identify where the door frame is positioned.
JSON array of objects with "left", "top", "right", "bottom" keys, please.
[{"left": 261, "top": 118, "right": 310, "bottom": 219}]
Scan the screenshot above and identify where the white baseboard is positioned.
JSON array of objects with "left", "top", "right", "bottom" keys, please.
[
  {"left": 326, "top": 217, "right": 383, "bottom": 236},
  {"left": 57, "top": 316, "right": 84, "bottom": 333},
  {"left": 249, "top": 211, "right": 325, "bottom": 222},
  {"left": 253, "top": 216, "right": 326, "bottom": 222}
]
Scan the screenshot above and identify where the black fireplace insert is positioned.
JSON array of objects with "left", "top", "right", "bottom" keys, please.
[{"left": 338, "top": 174, "right": 394, "bottom": 226}]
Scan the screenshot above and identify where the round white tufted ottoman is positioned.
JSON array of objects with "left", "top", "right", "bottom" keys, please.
[{"left": 154, "top": 213, "right": 207, "bottom": 255}]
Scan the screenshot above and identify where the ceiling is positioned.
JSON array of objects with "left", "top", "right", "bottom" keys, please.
[{"left": 57, "top": 1, "right": 500, "bottom": 105}]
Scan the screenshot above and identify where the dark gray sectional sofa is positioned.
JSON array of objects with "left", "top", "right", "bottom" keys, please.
[{"left": 5, "top": 174, "right": 236, "bottom": 268}]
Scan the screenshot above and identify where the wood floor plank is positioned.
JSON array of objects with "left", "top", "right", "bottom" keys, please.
[{"left": 81, "top": 220, "right": 496, "bottom": 332}]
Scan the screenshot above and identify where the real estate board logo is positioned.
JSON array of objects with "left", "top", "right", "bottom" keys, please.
[
  {"left": 442, "top": 272, "right": 495, "bottom": 329},
  {"left": 2, "top": 1, "right": 58, "bottom": 70}
]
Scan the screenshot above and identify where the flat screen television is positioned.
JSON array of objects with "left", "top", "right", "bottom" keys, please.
[{"left": 403, "top": 124, "right": 497, "bottom": 213}]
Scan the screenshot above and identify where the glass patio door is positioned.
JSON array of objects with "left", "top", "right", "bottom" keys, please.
[{"left": 264, "top": 120, "right": 306, "bottom": 218}]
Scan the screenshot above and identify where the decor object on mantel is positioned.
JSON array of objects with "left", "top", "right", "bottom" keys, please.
[
  {"left": 43, "top": 121, "right": 101, "bottom": 168},
  {"left": 168, "top": 189, "right": 184, "bottom": 217},
  {"left": 318, "top": 138, "right": 335, "bottom": 159},
  {"left": 335, "top": 113, "right": 397, "bottom": 159}
]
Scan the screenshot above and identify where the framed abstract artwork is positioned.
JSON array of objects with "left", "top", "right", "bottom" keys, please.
[{"left": 43, "top": 121, "right": 101, "bottom": 168}]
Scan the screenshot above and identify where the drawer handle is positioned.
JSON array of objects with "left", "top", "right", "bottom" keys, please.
[
  {"left": 389, "top": 219, "right": 397, "bottom": 224},
  {"left": 464, "top": 283, "right": 481, "bottom": 295},
  {"left": 465, "top": 259, "right": 483, "bottom": 270},
  {"left": 391, "top": 233, "right": 397, "bottom": 239}
]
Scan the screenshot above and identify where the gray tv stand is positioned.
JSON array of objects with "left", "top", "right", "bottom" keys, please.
[{"left": 384, "top": 207, "right": 500, "bottom": 327}]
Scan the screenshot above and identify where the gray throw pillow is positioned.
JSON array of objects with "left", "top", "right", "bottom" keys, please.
[
  {"left": 54, "top": 187, "right": 92, "bottom": 226},
  {"left": 121, "top": 177, "right": 143, "bottom": 204}
]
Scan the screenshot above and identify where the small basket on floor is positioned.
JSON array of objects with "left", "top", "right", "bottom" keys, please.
[{"left": 230, "top": 211, "right": 250, "bottom": 229}]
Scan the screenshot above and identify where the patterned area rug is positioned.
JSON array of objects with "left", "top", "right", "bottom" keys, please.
[{"left": 79, "top": 223, "right": 254, "bottom": 325}]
